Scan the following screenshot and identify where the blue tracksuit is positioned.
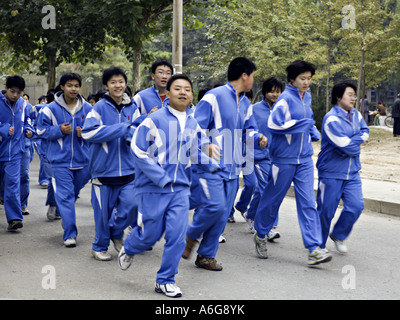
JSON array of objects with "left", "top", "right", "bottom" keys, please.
[
  {"left": 0, "top": 92, "right": 34, "bottom": 223},
  {"left": 20, "top": 102, "right": 34, "bottom": 210},
  {"left": 125, "top": 106, "right": 219, "bottom": 284},
  {"left": 31, "top": 103, "right": 49, "bottom": 185},
  {"left": 254, "top": 85, "right": 322, "bottom": 252},
  {"left": 246, "top": 99, "right": 275, "bottom": 224},
  {"left": 316, "top": 105, "right": 369, "bottom": 247},
  {"left": 82, "top": 93, "right": 141, "bottom": 251},
  {"left": 37, "top": 92, "right": 92, "bottom": 240},
  {"left": 133, "top": 85, "right": 169, "bottom": 115},
  {"left": 188, "top": 83, "right": 261, "bottom": 259}
]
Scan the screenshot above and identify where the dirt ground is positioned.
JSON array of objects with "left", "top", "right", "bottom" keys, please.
[{"left": 312, "top": 126, "right": 400, "bottom": 183}]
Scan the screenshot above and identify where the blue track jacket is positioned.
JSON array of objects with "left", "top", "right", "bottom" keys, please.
[
  {"left": 37, "top": 92, "right": 92, "bottom": 168},
  {"left": 82, "top": 93, "right": 141, "bottom": 179},
  {"left": 252, "top": 99, "right": 272, "bottom": 162},
  {"left": 194, "top": 83, "right": 261, "bottom": 179},
  {"left": 267, "top": 84, "right": 320, "bottom": 164},
  {"left": 0, "top": 91, "right": 34, "bottom": 161},
  {"left": 317, "top": 105, "right": 369, "bottom": 180},
  {"left": 133, "top": 85, "right": 169, "bottom": 115},
  {"left": 131, "top": 106, "right": 220, "bottom": 195}
]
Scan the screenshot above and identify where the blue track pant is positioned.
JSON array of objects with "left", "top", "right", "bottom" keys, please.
[
  {"left": 254, "top": 160, "right": 322, "bottom": 252},
  {"left": 233, "top": 170, "right": 256, "bottom": 215},
  {"left": 188, "top": 171, "right": 238, "bottom": 258},
  {"left": 124, "top": 189, "right": 189, "bottom": 284},
  {"left": 91, "top": 180, "right": 137, "bottom": 252},
  {"left": 0, "top": 159, "right": 23, "bottom": 222},
  {"left": 52, "top": 167, "right": 90, "bottom": 241},
  {"left": 317, "top": 176, "right": 364, "bottom": 248}
]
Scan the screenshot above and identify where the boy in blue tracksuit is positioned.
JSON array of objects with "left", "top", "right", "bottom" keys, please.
[
  {"left": 133, "top": 60, "right": 173, "bottom": 115},
  {"left": 245, "top": 77, "right": 283, "bottom": 236},
  {"left": 0, "top": 75, "right": 34, "bottom": 231},
  {"left": 37, "top": 73, "right": 92, "bottom": 247},
  {"left": 119, "top": 74, "right": 220, "bottom": 298},
  {"left": 317, "top": 82, "right": 369, "bottom": 254},
  {"left": 254, "top": 60, "right": 331, "bottom": 266},
  {"left": 82, "top": 67, "right": 141, "bottom": 261},
  {"left": 182, "top": 57, "right": 268, "bottom": 271}
]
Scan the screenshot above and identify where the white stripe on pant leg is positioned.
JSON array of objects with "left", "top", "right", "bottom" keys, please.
[
  {"left": 272, "top": 165, "right": 279, "bottom": 186},
  {"left": 199, "top": 178, "right": 211, "bottom": 200},
  {"left": 93, "top": 185, "right": 101, "bottom": 209},
  {"left": 319, "top": 181, "right": 325, "bottom": 205},
  {"left": 137, "top": 211, "right": 144, "bottom": 233},
  {"left": 52, "top": 177, "right": 56, "bottom": 193}
]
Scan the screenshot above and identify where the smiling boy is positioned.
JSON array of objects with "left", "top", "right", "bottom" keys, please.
[
  {"left": 37, "top": 73, "right": 92, "bottom": 247},
  {"left": 119, "top": 74, "right": 220, "bottom": 298},
  {"left": 82, "top": 67, "right": 141, "bottom": 261}
]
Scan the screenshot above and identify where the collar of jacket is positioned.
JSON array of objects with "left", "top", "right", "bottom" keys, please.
[
  {"left": 55, "top": 91, "right": 85, "bottom": 116},
  {"left": 103, "top": 93, "right": 132, "bottom": 109},
  {"left": 225, "top": 82, "right": 247, "bottom": 101}
]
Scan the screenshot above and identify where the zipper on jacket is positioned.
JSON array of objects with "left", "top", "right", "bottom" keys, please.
[
  {"left": 8, "top": 103, "right": 15, "bottom": 161},
  {"left": 171, "top": 113, "right": 189, "bottom": 192},
  {"left": 297, "top": 90, "right": 307, "bottom": 164}
]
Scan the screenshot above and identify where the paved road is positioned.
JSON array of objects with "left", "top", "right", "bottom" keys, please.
[{"left": 1, "top": 155, "right": 400, "bottom": 301}]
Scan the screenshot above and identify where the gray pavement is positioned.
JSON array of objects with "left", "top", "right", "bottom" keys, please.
[{"left": 1, "top": 155, "right": 400, "bottom": 301}]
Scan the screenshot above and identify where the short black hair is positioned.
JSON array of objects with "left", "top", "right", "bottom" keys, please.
[
  {"left": 286, "top": 60, "right": 316, "bottom": 83},
  {"left": 262, "top": 77, "right": 284, "bottom": 96},
  {"left": 331, "top": 82, "right": 357, "bottom": 105},
  {"left": 59, "top": 73, "right": 82, "bottom": 87},
  {"left": 151, "top": 60, "right": 174, "bottom": 74},
  {"left": 227, "top": 57, "right": 257, "bottom": 82},
  {"left": 6, "top": 75, "right": 25, "bottom": 91},
  {"left": 23, "top": 93, "right": 30, "bottom": 100},
  {"left": 166, "top": 74, "right": 193, "bottom": 92},
  {"left": 102, "top": 67, "right": 127, "bottom": 85}
]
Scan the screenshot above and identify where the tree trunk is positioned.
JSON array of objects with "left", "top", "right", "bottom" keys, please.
[
  {"left": 48, "top": 54, "right": 56, "bottom": 91},
  {"left": 131, "top": 47, "right": 142, "bottom": 93}
]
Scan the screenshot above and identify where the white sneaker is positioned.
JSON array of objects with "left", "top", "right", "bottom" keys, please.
[
  {"left": 308, "top": 247, "right": 332, "bottom": 266},
  {"left": 219, "top": 235, "right": 226, "bottom": 243},
  {"left": 267, "top": 227, "right": 280, "bottom": 242},
  {"left": 254, "top": 234, "right": 268, "bottom": 259},
  {"left": 242, "top": 213, "right": 255, "bottom": 233},
  {"left": 118, "top": 246, "right": 133, "bottom": 270},
  {"left": 92, "top": 249, "right": 112, "bottom": 261},
  {"left": 155, "top": 283, "right": 182, "bottom": 298},
  {"left": 330, "top": 235, "right": 348, "bottom": 254},
  {"left": 64, "top": 238, "right": 76, "bottom": 248}
]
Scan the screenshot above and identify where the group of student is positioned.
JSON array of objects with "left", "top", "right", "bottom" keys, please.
[{"left": 0, "top": 57, "right": 368, "bottom": 298}]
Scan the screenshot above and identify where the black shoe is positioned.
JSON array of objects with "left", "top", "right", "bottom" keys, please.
[{"left": 7, "top": 220, "right": 23, "bottom": 232}]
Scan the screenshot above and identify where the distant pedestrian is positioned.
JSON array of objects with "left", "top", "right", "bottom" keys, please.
[
  {"left": 317, "top": 82, "right": 369, "bottom": 254},
  {"left": 392, "top": 93, "right": 400, "bottom": 137}
]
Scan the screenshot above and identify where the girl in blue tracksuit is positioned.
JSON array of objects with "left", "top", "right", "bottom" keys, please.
[
  {"left": 254, "top": 61, "right": 331, "bottom": 266},
  {"left": 245, "top": 77, "right": 283, "bottom": 235},
  {"left": 120, "top": 75, "right": 219, "bottom": 297},
  {"left": 316, "top": 82, "right": 369, "bottom": 253},
  {"left": 0, "top": 75, "right": 34, "bottom": 231},
  {"left": 37, "top": 74, "right": 92, "bottom": 247},
  {"left": 82, "top": 67, "right": 141, "bottom": 260}
]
